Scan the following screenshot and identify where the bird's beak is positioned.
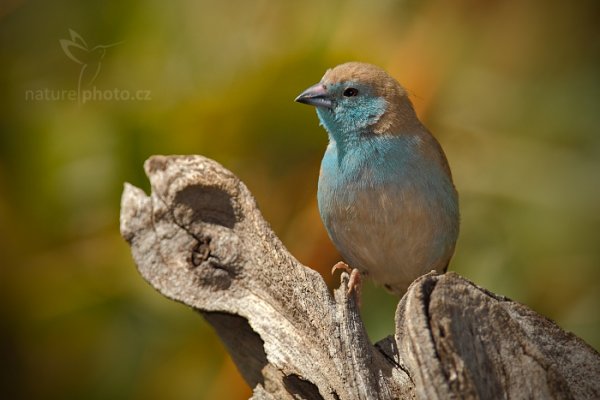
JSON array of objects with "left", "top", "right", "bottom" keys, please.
[{"left": 295, "top": 83, "right": 333, "bottom": 109}]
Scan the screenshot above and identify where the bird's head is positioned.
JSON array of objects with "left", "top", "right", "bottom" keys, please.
[{"left": 295, "top": 62, "right": 419, "bottom": 142}]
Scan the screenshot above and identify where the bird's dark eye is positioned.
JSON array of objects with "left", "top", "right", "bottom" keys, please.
[{"left": 343, "top": 87, "right": 358, "bottom": 97}]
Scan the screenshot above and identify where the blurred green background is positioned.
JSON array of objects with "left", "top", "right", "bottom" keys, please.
[{"left": 1, "top": 0, "right": 599, "bottom": 398}]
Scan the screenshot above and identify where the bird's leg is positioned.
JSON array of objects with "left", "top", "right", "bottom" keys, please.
[
  {"left": 331, "top": 261, "right": 362, "bottom": 296},
  {"left": 347, "top": 268, "right": 362, "bottom": 297}
]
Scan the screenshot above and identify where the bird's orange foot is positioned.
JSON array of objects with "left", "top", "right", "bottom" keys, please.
[{"left": 331, "top": 261, "right": 362, "bottom": 296}]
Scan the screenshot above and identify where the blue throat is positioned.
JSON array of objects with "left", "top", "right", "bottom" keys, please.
[
  {"left": 316, "top": 94, "right": 387, "bottom": 155},
  {"left": 315, "top": 94, "right": 389, "bottom": 173}
]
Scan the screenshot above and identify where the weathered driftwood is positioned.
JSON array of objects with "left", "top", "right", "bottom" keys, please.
[{"left": 120, "top": 155, "right": 600, "bottom": 400}]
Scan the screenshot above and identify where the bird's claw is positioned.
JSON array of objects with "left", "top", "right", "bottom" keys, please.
[
  {"left": 331, "top": 261, "right": 352, "bottom": 276},
  {"left": 331, "top": 261, "right": 362, "bottom": 297}
]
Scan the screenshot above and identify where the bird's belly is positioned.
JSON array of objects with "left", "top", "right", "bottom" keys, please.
[{"left": 320, "top": 183, "right": 456, "bottom": 294}]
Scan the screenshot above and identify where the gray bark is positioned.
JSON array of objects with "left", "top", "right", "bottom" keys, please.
[{"left": 120, "top": 155, "right": 600, "bottom": 400}]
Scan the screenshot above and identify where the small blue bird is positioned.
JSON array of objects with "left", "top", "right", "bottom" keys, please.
[{"left": 295, "top": 62, "right": 459, "bottom": 296}]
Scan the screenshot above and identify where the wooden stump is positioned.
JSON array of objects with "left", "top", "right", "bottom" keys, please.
[{"left": 120, "top": 155, "right": 600, "bottom": 400}]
